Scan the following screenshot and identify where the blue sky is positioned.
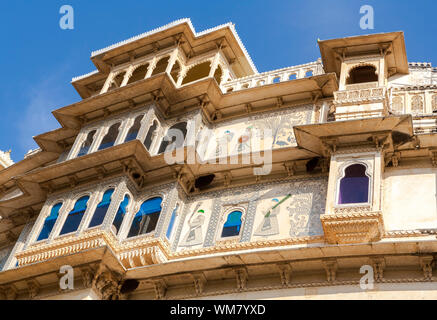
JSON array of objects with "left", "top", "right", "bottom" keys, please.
[{"left": 0, "top": 0, "right": 436, "bottom": 162}]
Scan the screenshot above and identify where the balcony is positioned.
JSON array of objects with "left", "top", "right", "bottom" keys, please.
[
  {"left": 15, "top": 229, "right": 170, "bottom": 269},
  {"left": 221, "top": 60, "right": 324, "bottom": 93},
  {"left": 333, "top": 87, "right": 388, "bottom": 121},
  {"left": 321, "top": 208, "right": 384, "bottom": 244}
]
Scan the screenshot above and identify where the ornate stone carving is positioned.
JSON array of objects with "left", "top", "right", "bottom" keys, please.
[
  {"left": 411, "top": 95, "right": 424, "bottom": 114},
  {"left": 2, "top": 285, "right": 18, "bottom": 300},
  {"left": 191, "top": 272, "right": 207, "bottom": 295},
  {"left": 323, "top": 259, "right": 338, "bottom": 282},
  {"left": 150, "top": 279, "right": 167, "bottom": 300},
  {"left": 80, "top": 266, "right": 95, "bottom": 288},
  {"left": 234, "top": 267, "right": 248, "bottom": 291},
  {"left": 420, "top": 256, "right": 434, "bottom": 281},
  {"left": 92, "top": 269, "right": 122, "bottom": 300},
  {"left": 321, "top": 211, "right": 384, "bottom": 244},
  {"left": 371, "top": 257, "right": 385, "bottom": 282},
  {"left": 277, "top": 263, "right": 292, "bottom": 286},
  {"left": 392, "top": 95, "right": 404, "bottom": 113},
  {"left": 26, "top": 279, "right": 40, "bottom": 299}
]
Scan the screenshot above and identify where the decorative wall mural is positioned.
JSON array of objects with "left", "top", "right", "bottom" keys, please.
[
  {"left": 179, "top": 203, "right": 205, "bottom": 247},
  {"left": 288, "top": 192, "right": 324, "bottom": 237},
  {"left": 215, "top": 130, "right": 234, "bottom": 157},
  {"left": 206, "top": 104, "right": 313, "bottom": 160},
  {"left": 235, "top": 126, "right": 253, "bottom": 153},
  {"left": 254, "top": 197, "right": 283, "bottom": 236},
  {"left": 252, "top": 105, "right": 313, "bottom": 149},
  {"left": 174, "top": 177, "right": 327, "bottom": 251}
]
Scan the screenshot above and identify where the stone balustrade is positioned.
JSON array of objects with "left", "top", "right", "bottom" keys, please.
[
  {"left": 334, "top": 87, "right": 387, "bottom": 105},
  {"left": 221, "top": 59, "right": 324, "bottom": 93}
]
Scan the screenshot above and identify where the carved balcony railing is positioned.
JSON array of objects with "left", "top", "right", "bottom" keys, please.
[
  {"left": 15, "top": 229, "right": 170, "bottom": 269},
  {"left": 334, "top": 87, "right": 387, "bottom": 105},
  {"left": 221, "top": 59, "right": 324, "bottom": 93}
]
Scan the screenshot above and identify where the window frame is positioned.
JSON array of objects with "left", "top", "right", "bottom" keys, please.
[
  {"left": 335, "top": 161, "right": 372, "bottom": 207},
  {"left": 216, "top": 206, "right": 246, "bottom": 242},
  {"left": 124, "top": 194, "right": 165, "bottom": 240}
]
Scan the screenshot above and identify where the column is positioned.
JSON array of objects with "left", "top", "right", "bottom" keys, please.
[
  {"left": 120, "top": 66, "right": 135, "bottom": 87},
  {"left": 165, "top": 48, "right": 179, "bottom": 75},
  {"left": 145, "top": 57, "right": 157, "bottom": 79}
]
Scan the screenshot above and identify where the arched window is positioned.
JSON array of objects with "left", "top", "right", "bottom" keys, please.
[
  {"left": 288, "top": 73, "right": 297, "bottom": 80},
  {"left": 411, "top": 95, "right": 424, "bottom": 114},
  {"left": 346, "top": 65, "right": 378, "bottom": 85},
  {"left": 88, "top": 189, "right": 114, "bottom": 228},
  {"left": 392, "top": 96, "right": 404, "bottom": 113},
  {"left": 127, "top": 197, "right": 162, "bottom": 238},
  {"left": 151, "top": 56, "right": 170, "bottom": 76},
  {"left": 59, "top": 196, "right": 90, "bottom": 235},
  {"left": 165, "top": 204, "right": 179, "bottom": 240},
  {"left": 213, "top": 65, "right": 223, "bottom": 85},
  {"left": 108, "top": 72, "right": 126, "bottom": 92},
  {"left": 127, "top": 64, "right": 149, "bottom": 85},
  {"left": 98, "top": 123, "right": 121, "bottom": 150},
  {"left": 170, "top": 60, "right": 181, "bottom": 83},
  {"left": 124, "top": 115, "right": 143, "bottom": 143},
  {"left": 272, "top": 76, "right": 280, "bottom": 83},
  {"left": 221, "top": 210, "right": 243, "bottom": 238},
  {"left": 143, "top": 120, "right": 158, "bottom": 150},
  {"left": 338, "top": 164, "right": 370, "bottom": 204},
  {"left": 77, "top": 130, "right": 96, "bottom": 157},
  {"left": 158, "top": 122, "right": 187, "bottom": 154},
  {"left": 182, "top": 62, "right": 211, "bottom": 85},
  {"left": 111, "top": 194, "right": 130, "bottom": 235},
  {"left": 37, "top": 202, "right": 63, "bottom": 241}
]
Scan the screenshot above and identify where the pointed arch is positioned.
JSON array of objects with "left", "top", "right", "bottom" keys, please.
[
  {"left": 127, "top": 64, "right": 149, "bottom": 85},
  {"left": 77, "top": 130, "right": 96, "bottom": 157},
  {"left": 338, "top": 163, "right": 370, "bottom": 204},
  {"left": 98, "top": 122, "right": 121, "bottom": 150},
  {"left": 182, "top": 61, "right": 211, "bottom": 85},
  {"left": 158, "top": 122, "right": 187, "bottom": 154},
  {"left": 127, "top": 197, "right": 163, "bottom": 238},
  {"left": 151, "top": 56, "right": 170, "bottom": 76},
  {"left": 221, "top": 210, "right": 243, "bottom": 238},
  {"left": 59, "top": 196, "right": 90, "bottom": 235},
  {"left": 144, "top": 120, "right": 158, "bottom": 151},
  {"left": 37, "top": 202, "right": 63, "bottom": 241},
  {"left": 88, "top": 188, "right": 115, "bottom": 228},
  {"left": 111, "top": 194, "right": 130, "bottom": 235},
  {"left": 170, "top": 60, "right": 181, "bottom": 82},
  {"left": 124, "top": 115, "right": 144, "bottom": 143}
]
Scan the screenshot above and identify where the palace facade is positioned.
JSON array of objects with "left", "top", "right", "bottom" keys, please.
[{"left": 0, "top": 19, "right": 437, "bottom": 300}]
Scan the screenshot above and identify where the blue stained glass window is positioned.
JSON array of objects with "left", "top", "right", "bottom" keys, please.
[
  {"left": 98, "top": 123, "right": 120, "bottom": 151},
  {"left": 165, "top": 205, "right": 179, "bottom": 239},
  {"left": 124, "top": 116, "right": 143, "bottom": 143},
  {"left": 221, "top": 210, "right": 242, "bottom": 238},
  {"left": 37, "top": 202, "right": 63, "bottom": 241},
  {"left": 77, "top": 130, "right": 96, "bottom": 157},
  {"left": 128, "top": 197, "right": 162, "bottom": 238},
  {"left": 59, "top": 196, "right": 90, "bottom": 235},
  {"left": 88, "top": 189, "right": 114, "bottom": 228},
  {"left": 112, "top": 195, "right": 130, "bottom": 235},
  {"left": 144, "top": 121, "right": 158, "bottom": 150},
  {"left": 338, "top": 164, "right": 369, "bottom": 204}
]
